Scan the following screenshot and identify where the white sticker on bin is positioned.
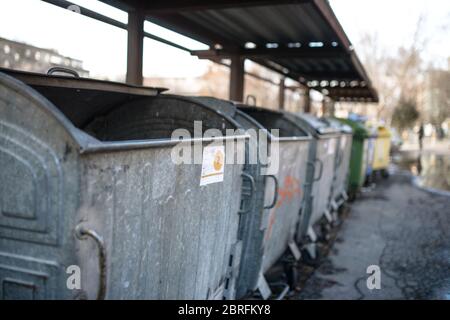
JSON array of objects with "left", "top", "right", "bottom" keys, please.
[{"left": 200, "top": 145, "right": 225, "bottom": 186}]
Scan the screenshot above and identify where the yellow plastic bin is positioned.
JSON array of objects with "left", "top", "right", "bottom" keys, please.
[{"left": 372, "top": 125, "right": 391, "bottom": 177}]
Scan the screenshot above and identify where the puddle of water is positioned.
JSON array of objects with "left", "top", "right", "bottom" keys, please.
[
  {"left": 434, "top": 279, "right": 450, "bottom": 300},
  {"left": 393, "top": 152, "right": 450, "bottom": 192}
]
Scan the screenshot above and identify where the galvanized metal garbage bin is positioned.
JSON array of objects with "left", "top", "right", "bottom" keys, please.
[
  {"left": 0, "top": 69, "right": 247, "bottom": 300},
  {"left": 178, "top": 99, "right": 312, "bottom": 299},
  {"left": 322, "top": 118, "right": 353, "bottom": 211},
  {"left": 283, "top": 113, "right": 341, "bottom": 249},
  {"left": 235, "top": 105, "right": 312, "bottom": 299}
]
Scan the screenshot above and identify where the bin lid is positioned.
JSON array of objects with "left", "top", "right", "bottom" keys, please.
[
  {"left": 0, "top": 68, "right": 167, "bottom": 95},
  {"left": 323, "top": 117, "right": 353, "bottom": 134},
  {"left": 293, "top": 113, "right": 341, "bottom": 136},
  {"left": 336, "top": 118, "right": 371, "bottom": 138},
  {"left": 185, "top": 96, "right": 239, "bottom": 121},
  {"left": 0, "top": 68, "right": 167, "bottom": 127},
  {"left": 375, "top": 125, "right": 391, "bottom": 138},
  {"left": 237, "top": 105, "right": 310, "bottom": 140}
]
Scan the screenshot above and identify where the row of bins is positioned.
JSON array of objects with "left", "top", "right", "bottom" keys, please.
[
  {"left": 336, "top": 118, "right": 391, "bottom": 200},
  {"left": 283, "top": 114, "right": 341, "bottom": 253},
  {"left": 0, "top": 69, "right": 351, "bottom": 300},
  {"left": 226, "top": 106, "right": 311, "bottom": 299},
  {"left": 324, "top": 118, "right": 353, "bottom": 210},
  {"left": 337, "top": 118, "right": 370, "bottom": 199}
]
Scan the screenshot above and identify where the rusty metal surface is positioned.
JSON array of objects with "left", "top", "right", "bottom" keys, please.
[
  {"left": 0, "top": 72, "right": 245, "bottom": 299},
  {"left": 260, "top": 139, "right": 310, "bottom": 271}
]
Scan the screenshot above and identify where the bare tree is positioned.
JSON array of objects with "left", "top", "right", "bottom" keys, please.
[{"left": 353, "top": 15, "right": 430, "bottom": 130}]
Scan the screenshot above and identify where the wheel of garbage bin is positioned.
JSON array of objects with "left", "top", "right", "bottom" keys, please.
[
  {"left": 381, "top": 169, "right": 390, "bottom": 179},
  {"left": 284, "top": 262, "right": 298, "bottom": 290},
  {"left": 347, "top": 191, "right": 356, "bottom": 202}
]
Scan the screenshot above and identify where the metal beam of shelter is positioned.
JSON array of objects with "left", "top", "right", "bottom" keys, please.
[{"left": 42, "top": 0, "right": 379, "bottom": 108}]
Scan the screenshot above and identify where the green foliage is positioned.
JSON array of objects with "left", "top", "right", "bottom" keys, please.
[{"left": 391, "top": 99, "right": 420, "bottom": 131}]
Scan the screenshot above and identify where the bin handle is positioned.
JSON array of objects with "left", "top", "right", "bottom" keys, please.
[
  {"left": 239, "top": 173, "right": 256, "bottom": 214},
  {"left": 47, "top": 67, "right": 80, "bottom": 78},
  {"left": 264, "top": 175, "right": 279, "bottom": 209},
  {"left": 313, "top": 158, "right": 324, "bottom": 182},
  {"left": 75, "top": 225, "right": 107, "bottom": 300},
  {"left": 245, "top": 94, "right": 257, "bottom": 106}
]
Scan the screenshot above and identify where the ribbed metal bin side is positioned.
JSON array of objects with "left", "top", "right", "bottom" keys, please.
[
  {"left": 236, "top": 106, "right": 311, "bottom": 297},
  {"left": 283, "top": 113, "right": 340, "bottom": 241},
  {"left": 77, "top": 146, "right": 244, "bottom": 299},
  {"left": 229, "top": 112, "right": 266, "bottom": 299},
  {"left": 322, "top": 118, "right": 353, "bottom": 206},
  {"left": 333, "top": 133, "right": 353, "bottom": 202},
  {"left": 168, "top": 96, "right": 268, "bottom": 299},
  {"left": 0, "top": 72, "right": 247, "bottom": 300},
  {"left": 260, "top": 139, "right": 310, "bottom": 272},
  {"left": 79, "top": 95, "right": 246, "bottom": 300},
  {"left": 0, "top": 71, "right": 90, "bottom": 300},
  {"left": 295, "top": 134, "right": 318, "bottom": 241},
  {"left": 310, "top": 136, "right": 339, "bottom": 224},
  {"left": 187, "top": 99, "right": 312, "bottom": 299}
]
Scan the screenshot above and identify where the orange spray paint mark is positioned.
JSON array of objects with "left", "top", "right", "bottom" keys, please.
[{"left": 265, "top": 175, "right": 303, "bottom": 242}]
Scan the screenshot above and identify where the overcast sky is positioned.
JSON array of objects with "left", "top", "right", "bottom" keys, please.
[
  {"left": 330, "top": 0, "right": 450, "bottom": 67},
  {"left": 0, "top": 0, "right": 449, "bottom": 80}
]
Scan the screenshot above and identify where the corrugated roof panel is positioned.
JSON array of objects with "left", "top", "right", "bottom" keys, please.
[{"left": 98, "top": 0, "right": 378, "bottom": 101}]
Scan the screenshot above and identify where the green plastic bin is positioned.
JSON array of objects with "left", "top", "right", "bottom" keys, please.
[{"left": 336, "top": 118, "right": 370, "bottom": 200}]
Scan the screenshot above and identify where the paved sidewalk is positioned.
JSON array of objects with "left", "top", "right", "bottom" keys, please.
[{"left": 296, "top": 172, "right": 450, "bottom": 300}]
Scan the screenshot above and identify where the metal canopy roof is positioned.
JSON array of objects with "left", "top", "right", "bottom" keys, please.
[{"left": 100, "top": 0, "right": 378, "bottom": 102}]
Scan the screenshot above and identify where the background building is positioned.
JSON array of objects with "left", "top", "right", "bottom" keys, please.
[{"left": 0, "top": 37, "right": 89, "bottom": 77}]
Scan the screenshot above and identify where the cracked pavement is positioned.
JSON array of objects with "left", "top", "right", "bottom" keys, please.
[{"left": 295, "top": 171, "right": 450, "bottom": 300}]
